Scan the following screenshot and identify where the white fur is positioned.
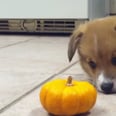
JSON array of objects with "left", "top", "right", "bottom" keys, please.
[
  {"left": 96, "top": 72, "right": 116, "bottom": 92},
  {"left": 96, "top": 72, "right": 105, "bottom": 92}
]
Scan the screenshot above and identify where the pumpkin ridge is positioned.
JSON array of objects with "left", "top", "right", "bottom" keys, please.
[
  {"left": 40, "top": 81, "right": 52, "bottom": 111},
  {"left": 47, "top": 79, "right": 66, "bottom": 115},
  {"left": 70, "top": 86, "right": 81, "bottom": 114},
  {"left": 72, "top": 82, "right": 91, "bottom": 113},
  {"left": 78, "top": 82, "right": 97, "bottom": 113},
  {"left": 73, "top": 84, "right": 87, "bottom": 114},
  {"left": 87, "top": 86, "right": 97, "bottom": 109},
  {"left": 44, "top": 83, "right": 54, "bottom": 111},
  {"left": 61, "top": 84, "right": 80, "bottom": 115},
  {"left": 73, "top": 86, "right": 82, "bottom": 113},
  {"left": 57, "top": 79, "right": 66, "bottom": 115},
  {"left": 60, "top": 85, "right": 66, "bottom": 115}
]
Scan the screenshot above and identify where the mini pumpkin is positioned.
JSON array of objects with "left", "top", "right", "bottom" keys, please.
[{"left": 39, "top": 76, "right": 97, "bottom": 115}]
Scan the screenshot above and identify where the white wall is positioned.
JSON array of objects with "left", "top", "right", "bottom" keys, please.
[{"left": 0, "top": 0, "right": 88, "bottom": 19}]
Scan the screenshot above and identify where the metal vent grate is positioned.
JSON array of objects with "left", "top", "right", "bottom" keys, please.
[
  {"left": 37, "top": 20, "right": 75, "bottom": 33},
  {"left": 0, "top": 20, "right": 9, "bottom": 31},
  {"left": 0, "top": 19, "right": 88, "bottom": 34}
]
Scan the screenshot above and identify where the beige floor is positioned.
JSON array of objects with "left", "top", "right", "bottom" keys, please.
[{"left": 0, "top": 35, "right": 116, "bottom": 116}]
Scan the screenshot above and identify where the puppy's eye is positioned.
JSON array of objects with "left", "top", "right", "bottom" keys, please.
[
  {"left": 111, "top": 57, "right": 116, "bottom": 66},
  {"left": 88, "top": 61, "right": 97, "bottom": 69}
]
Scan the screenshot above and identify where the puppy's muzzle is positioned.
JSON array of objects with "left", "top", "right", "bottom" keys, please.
[
  {"left": 101, "top": 82, "right": 113, "bottom": 94},
  {"left": 97, "top": 73, "right": 114, "bottom": 94}
]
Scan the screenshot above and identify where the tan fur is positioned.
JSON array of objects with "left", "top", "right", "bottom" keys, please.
[{"left": 68, "top": 16, "right": 116, "bottom": 93}]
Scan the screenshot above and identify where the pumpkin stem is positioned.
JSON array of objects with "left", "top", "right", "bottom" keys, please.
[{"left": 67, "top": 76, "right": 73, "bottom": 86}]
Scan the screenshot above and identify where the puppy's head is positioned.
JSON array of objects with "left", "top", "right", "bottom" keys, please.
[{"left": 68, "top": 17, "right": 116, "bottom": 93}]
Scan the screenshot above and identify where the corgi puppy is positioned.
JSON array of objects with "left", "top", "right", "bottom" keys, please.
[{"left": 68, "top": 16, "right": 116, "bottom": 93}]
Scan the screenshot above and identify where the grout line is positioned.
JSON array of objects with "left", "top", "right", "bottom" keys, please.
[
  {"left": 0, "top": 39, "right": 33, "bottom": 50},
  {"left": 0, "top": 61, "right": 78, "bottom": 114}
]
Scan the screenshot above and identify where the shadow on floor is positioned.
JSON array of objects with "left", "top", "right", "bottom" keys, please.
[{"left": 29, "top": 106, "right": 106, "bottom": 116}]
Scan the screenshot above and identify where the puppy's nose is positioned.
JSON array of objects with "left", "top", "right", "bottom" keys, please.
[{"left": 101, "top": 82, "right": 113, "bottom": 93}]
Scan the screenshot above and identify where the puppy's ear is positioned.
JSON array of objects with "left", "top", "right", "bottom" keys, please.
[{"left": 68, "top": 24, "right": 87, "bottom": 62}]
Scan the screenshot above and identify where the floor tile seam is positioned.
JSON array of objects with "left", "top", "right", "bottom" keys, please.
[
  {"left": 0, "top": 60, "right": 78, "bottom": 114},
  {"left": 0, "top": 38, "right": 34, "bottom": 50}
]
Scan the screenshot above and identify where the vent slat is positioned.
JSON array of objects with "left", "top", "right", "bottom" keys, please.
[{"left": 43, "top": 25, "right": 74, "bottom": 27}]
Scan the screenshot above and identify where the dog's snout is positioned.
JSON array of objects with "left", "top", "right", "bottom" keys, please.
[{"left": 101, "top": 82, "right": 113, "bottom": 93}]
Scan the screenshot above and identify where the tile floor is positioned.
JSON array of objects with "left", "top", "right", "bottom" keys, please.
[{"left": 0, "top": 35, "right": 116, "bottom": 116}]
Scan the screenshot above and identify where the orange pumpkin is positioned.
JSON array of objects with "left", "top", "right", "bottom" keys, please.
[{"left": 39, "top": 76, "right": 97, "bottom": 115}]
